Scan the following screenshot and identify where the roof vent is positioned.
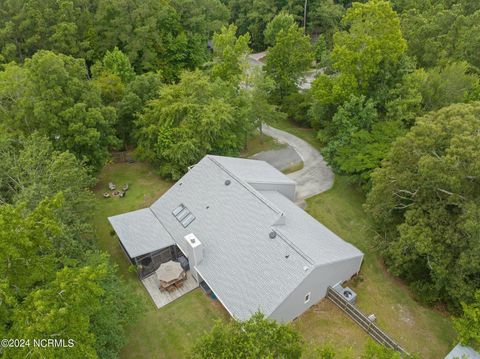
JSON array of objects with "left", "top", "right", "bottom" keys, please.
[
  {"left": 224, "top": 179, "right": 231, "bottom": 186},
  {"left": 269, "top": 231, "right": 277, "bottom": 239},
  {"left": 190, "top": 237, "right": 196, "bottom": 244},
  {"left": 303, "top": 266, "right": 309, "bottom": 272}
]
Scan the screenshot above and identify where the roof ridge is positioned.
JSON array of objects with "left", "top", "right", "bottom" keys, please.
[
  {"left": 274, "top": 228, "right": 315, "bottom": 265},
  {"left": 206, "top": 155, "right": 285, "bottom": 217}
]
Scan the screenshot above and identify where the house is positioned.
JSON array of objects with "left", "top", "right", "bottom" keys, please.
[
  {"left": 445, "top": 344, "right": 480, "bottom": 359},
  {"left": 109, "top": 155, "right": 363, "bottom": 322}
]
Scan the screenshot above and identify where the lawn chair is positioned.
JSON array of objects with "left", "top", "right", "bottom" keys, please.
[
  {"left": 108, "top": 182, "right": 116, "bottom": 190},
  {"left": 122, "top": 183, "right": 129, "bottom": 191}
]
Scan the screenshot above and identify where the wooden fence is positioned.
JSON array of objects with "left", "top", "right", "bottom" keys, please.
[{"left": 326, "top": 286, "right": 409, "bottom": 356}]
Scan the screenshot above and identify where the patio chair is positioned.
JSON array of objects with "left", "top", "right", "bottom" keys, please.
[
  {"left": 166, "top": 284, "right": 177, "bottom": 292},
  {"left": 175, "top": 281, "right": 184, "bottom": 289}
]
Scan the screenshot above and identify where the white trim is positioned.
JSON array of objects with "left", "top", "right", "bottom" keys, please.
[{"left": 195, "top": 267, "right": 237, "bottom": 319}]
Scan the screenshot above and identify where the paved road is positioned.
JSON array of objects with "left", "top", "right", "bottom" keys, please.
[{"left": 262, "top": 124, "right": 334, "bottom": 205}]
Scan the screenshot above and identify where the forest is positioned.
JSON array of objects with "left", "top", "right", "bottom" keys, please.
[{"left": 0, "top": 0, "right": 479, "bottom": 357}]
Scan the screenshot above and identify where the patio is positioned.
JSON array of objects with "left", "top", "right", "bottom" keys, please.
[{"left": 142, "top": 270, "right": 199, "bottom": 308}]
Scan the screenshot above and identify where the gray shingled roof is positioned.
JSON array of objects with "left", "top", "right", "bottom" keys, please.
[
  {"left": 108, "top": 208, "right": 174, "bottom": 258},
  {"left": 210, "top": 155, "right": 296, "bottom": 185},
  {"left": 150, "top": 156, "right": 309, "bottom": 319},
  {"left": 109, "top": 155, "right": 363, "bottom": 320},
  {"left": 260, "top": 190, "right": 363, "bottom": 265}
]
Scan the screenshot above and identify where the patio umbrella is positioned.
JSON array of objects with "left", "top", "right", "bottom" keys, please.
[{"left": 156, "top": 260, "right": 184, "bottom": 283}]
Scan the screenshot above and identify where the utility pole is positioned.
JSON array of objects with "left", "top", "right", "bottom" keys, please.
[{"left": 303, "top": 0, "right": 308, "bottom": 33}]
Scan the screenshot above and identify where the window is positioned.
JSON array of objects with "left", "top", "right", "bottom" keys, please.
[
  {"left": 181, "top": 213, "right": 195, "bottom": 227},
  {"left": 304, "top": 292, "right": 311, "bottom": 304},
  {"left": 172, "top": 204, "right": 185, "bottom": 216},
  {"left": 172, "top": 204, "right": 196, "bottom": 228},
  {"left": 177, "top": 208, "right": 190, "bottom": 221}
]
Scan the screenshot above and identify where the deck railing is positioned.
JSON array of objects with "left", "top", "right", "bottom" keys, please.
[{"left": 326, "top": 286, "right": 409, "bottom": 356}]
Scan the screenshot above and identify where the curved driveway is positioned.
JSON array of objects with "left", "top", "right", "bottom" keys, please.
[{"left": 262, "top": 124, "right": 334, "bottom": 205}]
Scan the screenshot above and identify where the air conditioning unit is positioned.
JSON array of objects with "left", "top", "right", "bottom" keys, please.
[{"left": 333, "top": 283, "right": 357, "bottom": 305}]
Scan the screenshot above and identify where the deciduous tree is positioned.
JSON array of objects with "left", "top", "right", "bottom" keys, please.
[
  {"left": 365, "top": 102, "right": 480, "bottom": 307},
  {"left": 0, "top": 51, "right": 119, "bottom": 170},
  {"left": 192, "top": 312, "right": 303, "bottom": 359},
  {"left": 265, "top": 22, "right": 314, "bottom": 100}
]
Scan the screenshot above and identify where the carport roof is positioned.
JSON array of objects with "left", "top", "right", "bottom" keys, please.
[{"left": 108, "top": 208, "right": 174, "bottom": 258}]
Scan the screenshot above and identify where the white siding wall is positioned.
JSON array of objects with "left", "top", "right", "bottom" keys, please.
[{"left": 269, "top": 255, "right": 363, "bottom": 322}]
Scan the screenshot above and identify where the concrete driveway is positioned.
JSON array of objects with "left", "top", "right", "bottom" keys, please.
[
  {"left": 250, "top": 146, "right": 302, "bottom": 172},
  {"left": 262, "top": 124, "right": 334, "bottom": 205}
]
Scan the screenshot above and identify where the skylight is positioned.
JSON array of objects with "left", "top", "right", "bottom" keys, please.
[{"left": 172, "top": 204, "right": 196, "bottom": 228}]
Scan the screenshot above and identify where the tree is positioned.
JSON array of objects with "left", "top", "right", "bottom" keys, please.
[
  {"left": 117, "top": 72, "right": 164, "bottom": 144},
  {"left": 454, "top": 290, "right": 480, "bottom": 351},
  {"left": 0, "top": 0, "right": 96, "bottom": 63},
  {"left": 192, "top": 312, "right": 303, "bottom": 359},
  {"left": 0, "top": 196, "right": 62, "bottom": 335},
  {"left": 319, "top": 95, "right": 405, "bottom": 187},
  {"left": 6, "top": 264, "right": 107, "bottom": 359},
  {"left": 211, "top": 24, "right": 251, "bottom": 83},
  {"left": 365, "top": 102, "right": 480, "bottom": 307},
  {"left": 228, "top": 0, "right": 278, "bottom": 51},
  {"left": 265, "top": 22, "right": 314, "bottom": 100},
  {"left": 0, "top": 134, "right": 96, "bottom": 259},
  {"left": 84, "top": 253, "right": 143, "bottom": 359},
  {"left": 171, "top": 0, "right": 229, "bottom": 67},
  {"left": 307, "top": 0, "right": 345, "bottom": 44},
  {"left": 361, "top": 341, "right": 402, "bottom": 359},
  {"left": 419, "top": 62, "right": 478, "bottom": 112},
  {"left": 92, "top": 47, "right": 136, "bottom": 83},
  {"left": 311, "top": 0, "right": 407, "bottom": 118},
  {"left": 264, "top": 11, "right": 296, "bottom": 46},
  {"left": 94, "top": 0, "right": 189, "bottom": 78},
  {"left": 135, "top": 71, "right": 256, "bottom": 179},
  {"left": 400, "top": 4, "right": 480, "bottom": 69},
  {"left": 243, "top": 67, "right": 287, "bottom": 131},
  {"left": 0, "top": 51, "right": 119, "bottom": 170}
]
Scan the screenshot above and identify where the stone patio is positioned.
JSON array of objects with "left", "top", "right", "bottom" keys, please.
[{"left": 141, "top": 270, "right": 199, "bottom": 308}]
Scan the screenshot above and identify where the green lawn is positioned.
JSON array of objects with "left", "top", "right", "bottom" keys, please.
[
  {"left": 240, "top": 132, "right": 286, "bottom": 158},
  {"left": 269, "top": 119, "right": 456, "bottom": 358},
  {"left": 92, "top": 133, "right": 280, "bottom": 358},
  {"left": 92, "top": 161, "right": 229, "bottom": 359},
  {"left": 92, "top": 126, "right": 455, "bottom": 358}
]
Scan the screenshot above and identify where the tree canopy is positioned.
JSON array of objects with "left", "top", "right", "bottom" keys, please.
[
  {"left": 365, "top": 102, "right": 480, "bottom": 307},
  {"left": 192, "top": 312, "right": 303, "bottom": 359},
  {"left": 135, "top": 70, "right": 257, "bottom": 179},
  {"left": 454, "top": 290, "right": 480, "bottom": 351},
  {"left": 0, "top": 51, "right": 119, "bottom": 170},
  {"left": 265, "top": 19, "right": 314, "bottom": 100}
]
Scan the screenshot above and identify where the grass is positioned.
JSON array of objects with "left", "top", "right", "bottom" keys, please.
[
  {"left": 240, "top": 132, "right": 286, "bottom": 158},
  {"left": 282, "top": 161, "right": 304, "bottom": 174},
  {"left": 267, "top": 117, "right": 322, "bottom": 151},
  {"left": 92, "top": 124, "right": 454, "bottom": 358},
  {"left": 270, "top": 119, "right": 456, "bottom": 358},
  {"left": 91, "top": 133, "right": 282, "bottom": 358},
  {"left": 92, "top": 161, "right": 229, "bottom": 359}
]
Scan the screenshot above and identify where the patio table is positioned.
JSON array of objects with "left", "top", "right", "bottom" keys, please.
[{"left": 156, "top": 261, "right": 185, "bottom": 290}]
